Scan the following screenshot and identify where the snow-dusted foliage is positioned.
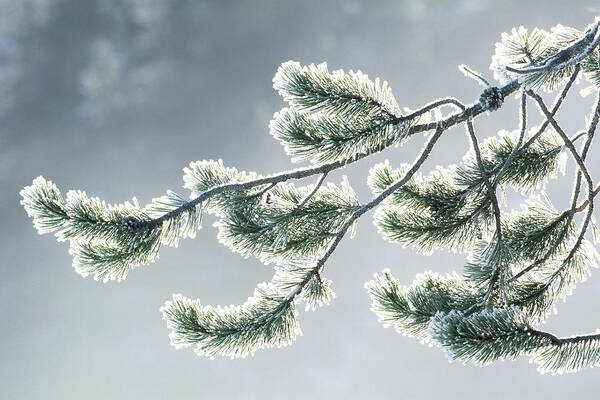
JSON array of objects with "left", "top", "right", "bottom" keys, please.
[{"left": 22, "top": 16, "right": 600, "bottom": 373}]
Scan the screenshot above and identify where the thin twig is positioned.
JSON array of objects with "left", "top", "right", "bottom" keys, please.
[
  {"left": 493, "top": 91, "right": 528, "bottom": 187},
  {"left": 410, "top": 81, "right": 521, "bottom": 133},
  {"left": 571, "top": 130, "right": 589, "bottom": 143},
  {"left": 459, "top": 64, "right": 491, "bottom": 87},
  {"left": 292, "top": 172, "right": 328, "bottom": 213},
  {"left": 528, "top": 91, "right": 594, "bottom": 195},
  {"left": 574, "top": 184, "right": 600, "bottom": 213},
  {"left": 540, "top": 92, "right": 597, "bottom": 279},
  {"left": 465, "top": 119, "right": 505, "bottom": 305},
  {"left": 505, "top": 69, "right": 585, "bottom": 282},
  {"left": 518, "top": 66, "right": 580, "bottom": 151},
  {"left": 400, "top": 97, "right": 467, "bottom": 122},
  {"left": 461, "top": 76, "right": 577, "bottom": 194},
  {"left": 247, "top": 182, "right": 277, "bottom": 199},
  {"left": 512, "top": 91, "right": 599, "bottom": 281}
]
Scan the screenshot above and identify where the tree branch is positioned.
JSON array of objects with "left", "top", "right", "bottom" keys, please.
[
  {"left": 410, "top": 80, "right": 521, "bottom": 133},
  {"left": 465, "top": 119, "right": 505, "bottom": 305},
  {"left": 530, "top": 329, "right": 600, "bottom": 346},
  {"left": 512, "top": 90, "right": 599, "bottom": 281},
  {"left": 144, "top": 81, "right": 520, "bottom": 230},
  {"left": 283, "top": 126, "right": 446, "bottom": 303},
  {"left": 505, "top": 20, "right": 600, "bottom": 74}
]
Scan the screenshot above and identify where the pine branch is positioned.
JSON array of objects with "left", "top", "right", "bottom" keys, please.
[
  {"left": 273, "top": 61, "right": 401, "bottom": 120},
  {"left": 528, "top": 92, "right": 596, "bottom": 274},
  {"left": 465, "top": 119, "right": 507, "bottom": 304},
  {"left": 214, "top": 178, "right": 359, "bottom": 263},
  {"left": 503, "top": 92, "right": 598, "bottom": 321},
  {"left": 531, "top": 330, "right": 600, "bottom": 374},
  {"left": 511, "top": 91, "right": 600, "bottom": 282},
  {"left": 371, "top": 126, "right": 565, "bottom": 254},
  {"left": 493, "top": 20, "right": 600, "bottom": 91},
  {"left": 21, "top": 16, "right": 600, "bottom": 371},
  {"left": 462, "top": 93, "right": 527, "bottom": 308},
  {"left": 161, "top": 126, "right": 445, "bottom": 357},
  {"left": 410, "top": 80, "right": 521, "bottom": 133},
  {"left": 429, "top": 307, "right": 552, "bottom": 365},
  {"left": 20, "top": 77, "right": 518, "bottom": 280},
  {"left": 528, "top": 91, "right": 593, "bottom": 186},
  {"left": 137, "top": 81, "right": 520, "bottom": 234},
  {"left": 281, "top": 125, "right": 447, "bottom": 305},
  {"left": 505, "top": 19, "right": 600, "bottom": 74},
  {"left": 518, "top": 65, "right": 580, "bottom": 149},
  {"left": 365, "top": 270, "right": 478, "bottom": 340},
  {"left": 161, "top": 285, "right": 300, "bottom": 359}
]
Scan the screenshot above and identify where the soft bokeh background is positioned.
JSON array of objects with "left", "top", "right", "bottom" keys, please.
[{"left": 2, "top": 1, "right": 600, "bottom": 399}]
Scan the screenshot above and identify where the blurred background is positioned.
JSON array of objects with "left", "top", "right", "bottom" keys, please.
[{"left": 2, "top": 1, "right": 600, "bottom": 399}]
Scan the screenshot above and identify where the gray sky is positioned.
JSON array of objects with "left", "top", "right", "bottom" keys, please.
[{"left": 2, "top": 1, "right": 600, "bottom": 399}]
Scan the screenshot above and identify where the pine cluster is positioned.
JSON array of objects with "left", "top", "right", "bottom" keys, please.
[{"left": 21, "top": 17, "right": 600, "bottom": 373}]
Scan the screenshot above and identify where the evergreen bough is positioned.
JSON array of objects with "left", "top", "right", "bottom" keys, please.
[{"left": 21, "top": 17, "right": 600, "bottom": 373}]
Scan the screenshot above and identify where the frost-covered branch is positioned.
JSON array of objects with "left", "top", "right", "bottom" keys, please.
[
  {"left": 505, "top": 19, "right": 600, "bottom": 74},
  {"left": 465, "top": 118, "right": 506, "bottom": 304},
  {"left": 21, "top": 16, "right": 600, "bottom": 373}
]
